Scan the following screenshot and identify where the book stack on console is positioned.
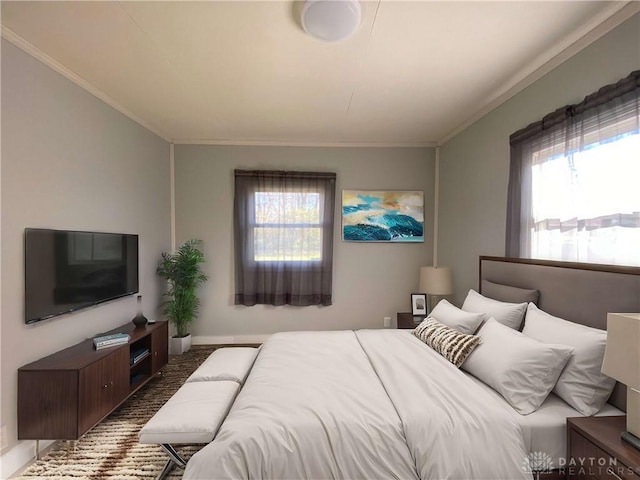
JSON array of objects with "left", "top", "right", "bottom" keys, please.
[
  {"left": 130, "top": 347, "right": 150, "bottom": 366},
  {"left": 93, "top": 333, "right": 130, "bottom": 350}
]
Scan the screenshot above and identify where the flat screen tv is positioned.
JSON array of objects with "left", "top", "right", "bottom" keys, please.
[{"left": 25, "top": 228, "right": 139, "bottom": 324}]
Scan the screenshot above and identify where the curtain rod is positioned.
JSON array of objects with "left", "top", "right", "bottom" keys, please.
[{"left": 234, "top": 170, "right": 336, "bottom": 179}]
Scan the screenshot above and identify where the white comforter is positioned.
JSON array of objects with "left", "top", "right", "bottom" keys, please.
[{"left": 184, "top": 330, "right": 532, "bottom": 480}]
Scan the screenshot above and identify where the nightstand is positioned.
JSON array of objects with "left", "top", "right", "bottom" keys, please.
[
  {"left": 397, "top": 312, "right": 425, "bottom": 329},
  {"left": 567, "top": 416, "right": 640, "bottom": 479}
]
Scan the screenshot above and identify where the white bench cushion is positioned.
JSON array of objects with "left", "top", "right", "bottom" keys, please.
[
  {"left": 186, "top": 347, "right": 258, "bottom": 384},
  {"left": 138, "top": 381, "right": 239, "bottom": 444}
]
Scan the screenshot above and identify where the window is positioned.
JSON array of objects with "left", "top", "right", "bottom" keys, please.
[
  {"left": 253, "top": 191, "right": 322, "bottom": 262},
  {"left": 507, "top": 71, "right": 640, "bottom": 267},
  {"left": 234, "top": 170, "right": 336, "bottom": 306}
]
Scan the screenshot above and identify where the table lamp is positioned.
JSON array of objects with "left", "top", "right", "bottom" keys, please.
[
  {"left": 601, "top": 312, "right": 640, "bottom": 450},
  {"left": 419, "top": 266, "right": 453, "bottom": 314}
]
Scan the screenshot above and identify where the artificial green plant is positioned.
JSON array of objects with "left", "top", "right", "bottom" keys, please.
[{"left": 156, "top": 239, "right": 208, "bottom": 338}]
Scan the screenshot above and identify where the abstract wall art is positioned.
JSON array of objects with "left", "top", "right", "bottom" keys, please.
[{"left": 342, "top": 190, "right": 424, "bottom": 242}]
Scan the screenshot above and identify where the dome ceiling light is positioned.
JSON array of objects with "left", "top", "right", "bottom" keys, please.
[{"left": 301, "top": 0, "right": 361, "bottom": 42}]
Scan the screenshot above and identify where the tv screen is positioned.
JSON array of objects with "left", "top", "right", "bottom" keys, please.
[{"left": 25, "top": 228, "right": 139, "bottom": 324}]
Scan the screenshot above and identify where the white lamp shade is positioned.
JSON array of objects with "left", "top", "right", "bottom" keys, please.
[
  {"left": 601, "top": 313, "right": 640, "bottom": 389},
  {"left": 419, "top": 266, "right": 453, "bottom": 295},
  {"left": 301, "top": 0, "right": 361, "bottom": 42}
]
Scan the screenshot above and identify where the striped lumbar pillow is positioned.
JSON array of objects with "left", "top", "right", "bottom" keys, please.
[{"left": 413, "top": 317, "right": 481, "bottom": 367}]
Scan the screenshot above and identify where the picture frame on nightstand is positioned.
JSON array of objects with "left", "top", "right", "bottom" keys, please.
[{"left": 411, "top": 293, "right": 427, "bottom": 316}]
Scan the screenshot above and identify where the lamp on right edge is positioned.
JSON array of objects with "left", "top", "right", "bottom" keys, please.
[
  {"left": 601, "top": 312, "right": 640, "bottom": 450},
  {"left": 419, "top": 266, "right": 453, "bottom": 314}
]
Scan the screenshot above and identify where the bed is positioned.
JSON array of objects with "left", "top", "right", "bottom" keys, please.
[{"left": 183, "top": 256, "right": 640, "bottom": 480}]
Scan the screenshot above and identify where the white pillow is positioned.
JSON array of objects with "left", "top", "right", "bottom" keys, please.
[
  {"left": 461, "top": 289, "right": 527, "bottom": 330},
  {"left": 522, "top": 303, "right": 616, "bottom": 416},
  {"left": 462, "top": 318, "right": 574, "bottom": 415},
  {"left": 429, "top": 299, "right": 485, "bottom": 335}
]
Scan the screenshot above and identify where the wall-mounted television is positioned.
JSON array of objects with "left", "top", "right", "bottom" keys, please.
[{"left": 24, "top": 228, "right": 139, "bottom": 324}]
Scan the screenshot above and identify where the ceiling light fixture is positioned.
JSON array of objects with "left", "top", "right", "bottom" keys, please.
[{"left": 301, "top": 0, "right": 361, "bottom": 42}]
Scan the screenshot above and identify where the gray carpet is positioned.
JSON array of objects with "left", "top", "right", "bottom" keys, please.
[{"left": 17, "top": 346, "right": 217, "bottom": 480}]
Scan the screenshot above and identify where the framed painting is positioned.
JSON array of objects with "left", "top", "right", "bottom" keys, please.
[
  {"left": 411, "top": 293, "right": 427, "bottom": 316},
  {"left": 342, "top": 190, "right": 424, "bottom": 242}
]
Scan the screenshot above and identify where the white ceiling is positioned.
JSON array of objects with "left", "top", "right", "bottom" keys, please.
[{"left": 1, "top": 1, "right": 635, "bottom": 146}]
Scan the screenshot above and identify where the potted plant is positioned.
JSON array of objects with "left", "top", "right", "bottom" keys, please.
[{"left": 157, "top": 239, "right": 208, "bottom": 354}]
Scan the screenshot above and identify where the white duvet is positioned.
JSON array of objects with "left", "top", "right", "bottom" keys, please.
[{"left": 184, "top": 330, "right": 532, "bottom": 480}]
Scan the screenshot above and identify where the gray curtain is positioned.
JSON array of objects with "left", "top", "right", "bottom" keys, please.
[
  {"left": 506, "top": 70, "right": 640, "bottom": 258},
  {"left": 234, "top": 170, "right": 336, "bottom": 306}
]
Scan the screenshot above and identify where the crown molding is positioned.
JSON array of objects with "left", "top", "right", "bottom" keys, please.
[
  {"left": 3, "top": 0, "right": 635, "bottom": 150},
  {"left": 0, "top": 25, "right": 435, "bottom": 148},
  {"left": 1, "top": 26, "right": 171, "bottom": 143},
  {"left": 437, "top": 1, "right": 639, "bottom": 146},
  {"left": 172, "top": 138, "right": 438, "bottom": 148}
]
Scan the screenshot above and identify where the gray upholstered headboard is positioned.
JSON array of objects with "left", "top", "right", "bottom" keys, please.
[{"left": 479, "top": 256, "right": 640, "bottom": 412}]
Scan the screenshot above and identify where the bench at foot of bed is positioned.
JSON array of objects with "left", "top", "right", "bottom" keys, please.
[{"left": 138, "top": 347, "right": 258, "bottom": 480}]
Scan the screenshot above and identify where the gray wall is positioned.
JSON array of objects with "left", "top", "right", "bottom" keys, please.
[
  {"left": 174, "top": 145, "right": 435, "bottom": 338},
  {"left": 0, "top": 40, "right": 171, "bottom": 461},
  {"left": 438, "top": 14, "right": 640, "bottom": 305}
]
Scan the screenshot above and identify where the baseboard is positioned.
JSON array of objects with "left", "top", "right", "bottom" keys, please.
[
  {"left": 192, "top": 334, "right": 271, "bottom": 345},
  {"left": 0, "top": 439, "right": 55, "bottom": 479}
]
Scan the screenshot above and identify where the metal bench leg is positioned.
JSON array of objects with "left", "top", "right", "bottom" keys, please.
[
  {"left": 156, "top": 443, "right": 187, "bottom": 480},
  {"left": 161, "top": 443, "right": 187, "bottom": 468},
  {"left": 156, "top": 458, "right": 175, "bottom": 480}
]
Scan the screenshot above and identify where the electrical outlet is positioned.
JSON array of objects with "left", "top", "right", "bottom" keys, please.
[{"left": 383, "top": 316, "right": 391, "bottom": 328}]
